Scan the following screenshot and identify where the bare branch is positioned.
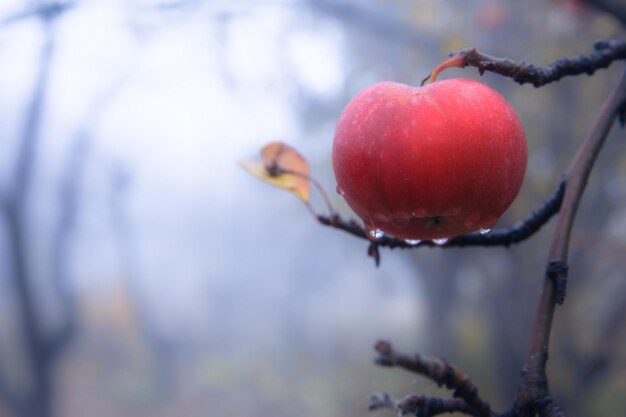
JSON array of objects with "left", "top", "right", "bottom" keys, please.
[
  {"left": 0, "top": 1, "right": 74, "bottom": 26},
  {"left": 547, "top": 64, "right": 626, "bottom": 297},
  {"left": 2, "top": 7, "right": 82, "bottom": 415},
  {"left": 516, "top": 65, "right": 626, "bottom": 415},
  {"left": 374, "top": 340, "right": 493, "bottom": 417},
  {"left": 447, "top": 39, "right": 626, "bottom": 87},
  {"left": 316, "top": 179, "right": 565, "bottom": 265},
  {"left": 4, "top": 14, "right": 57, "bottom": 392},
  {"left": 46, "top": 78, "right": 126, "bottom": 361},
  {"left": 11, "top": 29, "right": 54, "bottom": 198},
  {"left": 370, "top": 392, "right": 479, "bottom": 417},
  {"left": 397, "top": 395, "right": 479, "bottom": 417},
  {"left": 535, "top": 396, "right": 566, "bottom": 417},
  {"left": 368, "top": 392, "right": 395, "bottom": 411},
  {"left": 44, "top": 132, "right": 85, "bottom": 361}
]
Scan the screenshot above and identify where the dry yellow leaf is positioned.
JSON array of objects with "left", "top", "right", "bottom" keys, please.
[{"left": 240, "top": 142, "right": 311, "bottom": 202}]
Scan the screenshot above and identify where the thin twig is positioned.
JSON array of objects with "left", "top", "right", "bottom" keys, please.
[
  {"left": 448, "top": 39, "right": 626, "bottom": 87},
  {"left": 369, "top": 392, "right": 395, "bottom": 411},
  {"left": 272, "top": 167, "right": 337, "bottom": 218},
  {"left": 516, "top": 65, "right": 626, "bottom": 416},
  {"left": 397, "top": 395, "right": 479, "bottom": 417},
  {"left": 317, "top": 179, "right": 565, "bottom": 254},
  {"left": 0, "top": 1, "right": 74, "bottom": 26},
  {"left": 370, "top": 392, "right": 480, "bottom": 417},
  {"left": 374, "top": 340, "right": 493, "bottom": 417}
]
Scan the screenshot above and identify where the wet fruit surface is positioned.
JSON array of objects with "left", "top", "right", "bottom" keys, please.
[{"left": 332, "top": 79, "right": 527, "bottom": 240}]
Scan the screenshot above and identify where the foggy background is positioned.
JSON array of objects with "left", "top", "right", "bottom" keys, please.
[{"left": 0, "top": 1, "right": 625, "bottom": 416}]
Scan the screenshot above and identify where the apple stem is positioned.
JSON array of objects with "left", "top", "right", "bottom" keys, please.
[{"left": 422, "top": 55, "right": 466, "bottom": 85}]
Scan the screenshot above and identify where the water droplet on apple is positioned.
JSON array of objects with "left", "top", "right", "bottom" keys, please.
[
  {"left": 479, "top": 228, "right": 492, "bottom": 235},
  {"left": 390, "top": 215, "right": 410, "bottom": 228},
  {"left": 367, "top": 228, "right": 384, "bottom": 240},
  {"left": 336, "top": 185, "right": 345, "bottom": 196},
  {"left": 432, "top": 237, "right": 449, "bottom": 246},
  {"left": 404, "top": 239, "right": 421, "bottom": 245},
  {"left": 411, "top": 209, "right": 428, "bottom": 218}
]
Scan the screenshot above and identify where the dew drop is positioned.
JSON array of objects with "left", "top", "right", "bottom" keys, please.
[
  {"left": 479, "top": 228, "right": 492, "bottom": 235},
  {"left": 390, "top": 215, "right": 410, "bottom": 228},
  {"left": 368, "top": 228, "right": 384, "bottom": 240},
  {"left": 404, "top": 239, "right": 421, "bottom": 245},
  {"left": 336, "top": 185, "right": 345, "bottom": 196},
  {"left": 432, "top": 237, "right": 449, "bottom": 246},
  {"left": 411, "top": 209, "right": 428, "bottom": 218}
]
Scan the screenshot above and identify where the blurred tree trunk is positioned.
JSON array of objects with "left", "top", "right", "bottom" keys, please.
[{"left": 0, "top": 5, "right": 77, "bottom": 417}]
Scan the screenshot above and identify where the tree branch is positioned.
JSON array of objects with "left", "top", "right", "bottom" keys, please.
[
  {"left": 45, "top": 78, "right": 126, "bottom": 361},
  {"left": 5, "top": 18, "right": 56, "bottom": 398},
  {"left": 397, "top": 395, "right": 479, "bottom": 417},
  {"left": 44, "top": 132, "right": 85, "bottom": 362},
  {"left": 370, "top": 392, "right": 479, "bottom": 417},
  {"left": 369, "top": 392, "right": 396, "bottom": 411},
  {"left": 374, "top": 340, "right": 493, "bottom": 417},
  {"left": 446, "top": 39, "right": 626, "bottom": 87},
  {"left": 0, "top": 1, "right": 74, "bottom": 26},
  {"left": 2, "top": 7, "right": 72, "bottom": 415},
  {"left": 516, "top": 65, "right": 626, "bottom": 416},
  {"left": 316, "top": 179, "right": 565, "bottom": 265}
]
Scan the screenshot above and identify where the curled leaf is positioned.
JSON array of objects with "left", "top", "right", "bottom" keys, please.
[{"left": 240, "top": 142, "right": 311, "bottom": 202}]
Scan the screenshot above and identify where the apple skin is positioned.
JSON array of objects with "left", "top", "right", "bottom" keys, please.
[{"left": 332, "top": 78, "right": 527, "bottom": 240}]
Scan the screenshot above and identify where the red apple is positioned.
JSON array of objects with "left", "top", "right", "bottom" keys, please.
[{"left": 332, "top": 78, "right": 527, "bottom": 241}]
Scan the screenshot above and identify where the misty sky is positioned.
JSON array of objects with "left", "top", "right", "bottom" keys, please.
[{"left": 0, "top": 0, "right": 423, "bottom": 355}]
